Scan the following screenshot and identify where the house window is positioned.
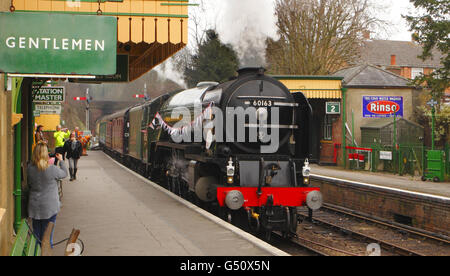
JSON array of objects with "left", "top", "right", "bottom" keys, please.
[
  {"left": 323, "top": 115, "right": 333, "bottom": 140},
  {"left": 411, "top": 68, "right": 423, "bottom": 79}
]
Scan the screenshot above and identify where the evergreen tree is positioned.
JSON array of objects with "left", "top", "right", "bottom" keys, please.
[
  {"left": 404, "top": 0, "right": 449, "bottom": 101},
  {"left": 184, "top": 30, "right": 239, "bottom": 88}
]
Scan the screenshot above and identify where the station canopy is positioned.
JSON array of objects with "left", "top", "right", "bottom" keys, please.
[
  {"left": 13, "top": 0, "right": 190, "bottom": 81},
  {"left": 272, "top": 76, "right": 343, "bottom": 99}
]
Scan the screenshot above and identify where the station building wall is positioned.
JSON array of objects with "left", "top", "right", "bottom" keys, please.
[
  {"left": 345, "top": 87, "right": 417, "bottom": 146},
  {"left": 0, "top": 0, "right": 15, "bottom": 256}
]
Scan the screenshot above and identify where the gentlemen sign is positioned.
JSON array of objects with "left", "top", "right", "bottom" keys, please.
[
  {"left": 32, "top": 87, "right": 65, "bottom": 103},
  {"left": 0, "top": 12, "right": 117, "bottom": 75}
]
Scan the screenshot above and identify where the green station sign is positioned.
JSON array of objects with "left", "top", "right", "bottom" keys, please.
[
  {"left": 0, "top": 12, "right": 117, "bottom": 75},
  {"left": 326, "top": 102, "right": 341, "bottom": 114},
  {"left": 32, "top": 86, "right": 65, "bottom": 103}
]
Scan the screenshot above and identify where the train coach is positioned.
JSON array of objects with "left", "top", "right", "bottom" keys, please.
[{"left": 97, "top": 67, "right": 323, "bottom": 239}]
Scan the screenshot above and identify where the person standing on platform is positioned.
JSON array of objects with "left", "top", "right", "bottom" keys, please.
[
  {"left": 53, "top": 125, "right": 70, "bottom": 164},
  {"left": 64, "top": 132, "right": 83, "bottom": 181},
  {"left": 28, "top": 142, "right": 68, "bottom": 247},
  {"left": 74, "top": 127, "right": 81, "bottom": 140},
  {"left": 35, "top": 125, "right": 47, "bottom": 144}
]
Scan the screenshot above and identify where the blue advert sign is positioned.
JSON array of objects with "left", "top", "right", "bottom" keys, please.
[{"left": 362, "top": 96, "right": 403, "bottom": 118}]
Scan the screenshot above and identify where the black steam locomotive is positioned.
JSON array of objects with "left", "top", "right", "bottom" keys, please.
[{"left": 97, "top": 67, "right": 322, "bottom": 238}]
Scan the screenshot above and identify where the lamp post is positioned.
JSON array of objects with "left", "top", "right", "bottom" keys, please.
[{"left": 427, "top": 99, "right": 438, "bottom": 150}]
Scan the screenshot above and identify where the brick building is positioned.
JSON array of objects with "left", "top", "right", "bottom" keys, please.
[{"left": 357, "top": 39, "right": 449, "bottom": 103}]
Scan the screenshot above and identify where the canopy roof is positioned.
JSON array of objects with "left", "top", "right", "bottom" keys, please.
[{"left": 13, "top": 0, "right": 191, "bottom": 81}]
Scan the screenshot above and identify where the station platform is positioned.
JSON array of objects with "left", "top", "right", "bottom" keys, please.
[
  {"left": 311, "top": 164, "right": 450, "bottom": 198},
  {"left": 52, "top": 151, "right": 287, "bottom": 256}
]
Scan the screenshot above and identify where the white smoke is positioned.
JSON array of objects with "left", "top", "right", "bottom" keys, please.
[{"left": 206, "top": 0, "right": 278, "bottom": 67}]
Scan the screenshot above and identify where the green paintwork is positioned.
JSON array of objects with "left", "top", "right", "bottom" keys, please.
[
  {"left": 11, "top": 77, "right": 23, "bottom": 112},
  {"left": 424, "top": 150, "right": 445, "bottom": 182},
  {"left": 10, "top": 220, "right": 41, "bottom": 256},
  {"left": 0, "top": 12, "right": 117, "bottom": 75},
  {"left": 14, "top": 83, "right": 22, "bottom": 232}
]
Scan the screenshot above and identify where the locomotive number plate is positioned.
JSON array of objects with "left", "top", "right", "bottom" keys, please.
[{"left": 252, "top": 100, "right": 273, "bottom": 107}]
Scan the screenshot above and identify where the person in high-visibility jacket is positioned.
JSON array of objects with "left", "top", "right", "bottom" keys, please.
[{"left": 54, "top": 125, "right": 70, "bottom": 164}]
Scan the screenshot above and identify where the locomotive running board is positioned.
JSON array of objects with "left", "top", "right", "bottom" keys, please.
[{"left": 217, "top": 187, "right": 320, "bottom": 208}]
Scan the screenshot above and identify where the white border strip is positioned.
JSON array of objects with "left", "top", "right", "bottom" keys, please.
[
  {"left": 103, "top": 152, "right": 290, "bottom": 256},
  {"left": 311, "top": 174, "right": 450, "bottom": 202},
  {"left": 8, "top": 73, "right": 96, "bottom": 79}
]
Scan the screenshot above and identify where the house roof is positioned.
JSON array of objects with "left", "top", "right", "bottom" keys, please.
[
  {"left": 333, "top": 64, "right": 413, "bottom": 88},
  {"left": 357, "top": 40, "right": 443, "bottom": 68}
]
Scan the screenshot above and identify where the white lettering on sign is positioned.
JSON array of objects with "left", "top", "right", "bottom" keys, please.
[
  {"left": 66, "top": 0, "right": 81, "bottom": 8},
  {"left": 19, "top": 37, "right": 26, "bottom": 48},
  {"left": 6, "top": 37, "right": 15, "bottom": 48},
  {"left": 62, "top": 38, "right": 69, "bottom": 50},
  {"left": 4, "top": 37, "right": 106, "bottom": 52},
  {"left": 72, "top": 39, "right": 82, "bottom": 50},
  {"left": 42, "top": 38, "right": 50, "bottom": 49},
  {"left": 29, "top": 37, "right": 39, "bottom": 49},
  {"left": 380, "top": 151, "right": 392, "bottom": 160}
]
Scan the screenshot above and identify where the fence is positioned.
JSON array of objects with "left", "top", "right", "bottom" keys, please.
[
  {"left": 347, "top": 143, "right": 449, "bottom": 181},
  {"left": 346, "top": 144, "right": 422, "bottom": 176}
]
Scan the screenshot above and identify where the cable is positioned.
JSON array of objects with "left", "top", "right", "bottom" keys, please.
[{"left": 24, "top": 220, "right": 85, "bottom": 255}]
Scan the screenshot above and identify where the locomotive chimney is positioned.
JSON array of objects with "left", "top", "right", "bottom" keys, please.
[{"left": 237, "top": 67, "right": 266, "bottom": 78}]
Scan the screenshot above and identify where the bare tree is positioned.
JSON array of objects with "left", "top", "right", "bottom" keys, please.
[{"left": 266, "top": 0, "right": 385, "bottom": 75}]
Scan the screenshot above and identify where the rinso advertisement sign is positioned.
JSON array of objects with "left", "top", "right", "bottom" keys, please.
[
  {"left": 362, "top": 96, "right": 403, "bottom": 118},
  {"left": 0, "top": 12, "right": 117, "bottom": 75}
]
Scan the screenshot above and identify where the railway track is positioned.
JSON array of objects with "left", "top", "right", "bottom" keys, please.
[{"left": 293, "top": 204, "right": 450, "bottom": 256}]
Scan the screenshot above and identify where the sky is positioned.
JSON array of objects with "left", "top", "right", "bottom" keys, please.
[
  {"left": 155, "top": 0, "right": 417, "bottom": 86},
  {"left": 201, "top": 0, "right": 416, "bottom": 43}
]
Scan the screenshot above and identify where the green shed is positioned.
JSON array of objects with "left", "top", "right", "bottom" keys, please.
[{"left": 361, "top": 117, "right": 424, "bottom": 146}]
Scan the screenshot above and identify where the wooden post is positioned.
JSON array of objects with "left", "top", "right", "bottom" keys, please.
[{"left": 64, "top": 228, "right": 81, "bottom": 256}]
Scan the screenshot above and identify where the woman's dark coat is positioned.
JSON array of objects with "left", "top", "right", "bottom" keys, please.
[{"left": 63, "top": 140, "right": 83, "bottom": 159}]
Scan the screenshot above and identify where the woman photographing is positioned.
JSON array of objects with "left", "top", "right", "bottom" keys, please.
[{"left": 27, "top": 142, "right": 67, "bottom": 246}]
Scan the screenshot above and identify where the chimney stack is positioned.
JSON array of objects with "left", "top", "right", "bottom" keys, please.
[{"left": 390, "top": 55, "right": 396, "bottom": 66}]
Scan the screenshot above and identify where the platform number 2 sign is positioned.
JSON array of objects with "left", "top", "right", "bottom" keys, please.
[{"left": 326, "top": 102, "right": 340, "bottom": 114}]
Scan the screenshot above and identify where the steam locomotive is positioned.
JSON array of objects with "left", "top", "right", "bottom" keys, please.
[{"left": 96, "top": 67, "right": 323, "bottom": 239}]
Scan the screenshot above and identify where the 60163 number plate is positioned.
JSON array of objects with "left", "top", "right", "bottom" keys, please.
[{"left": 252, "top": 100, "right": 273, "bottom": 107}]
